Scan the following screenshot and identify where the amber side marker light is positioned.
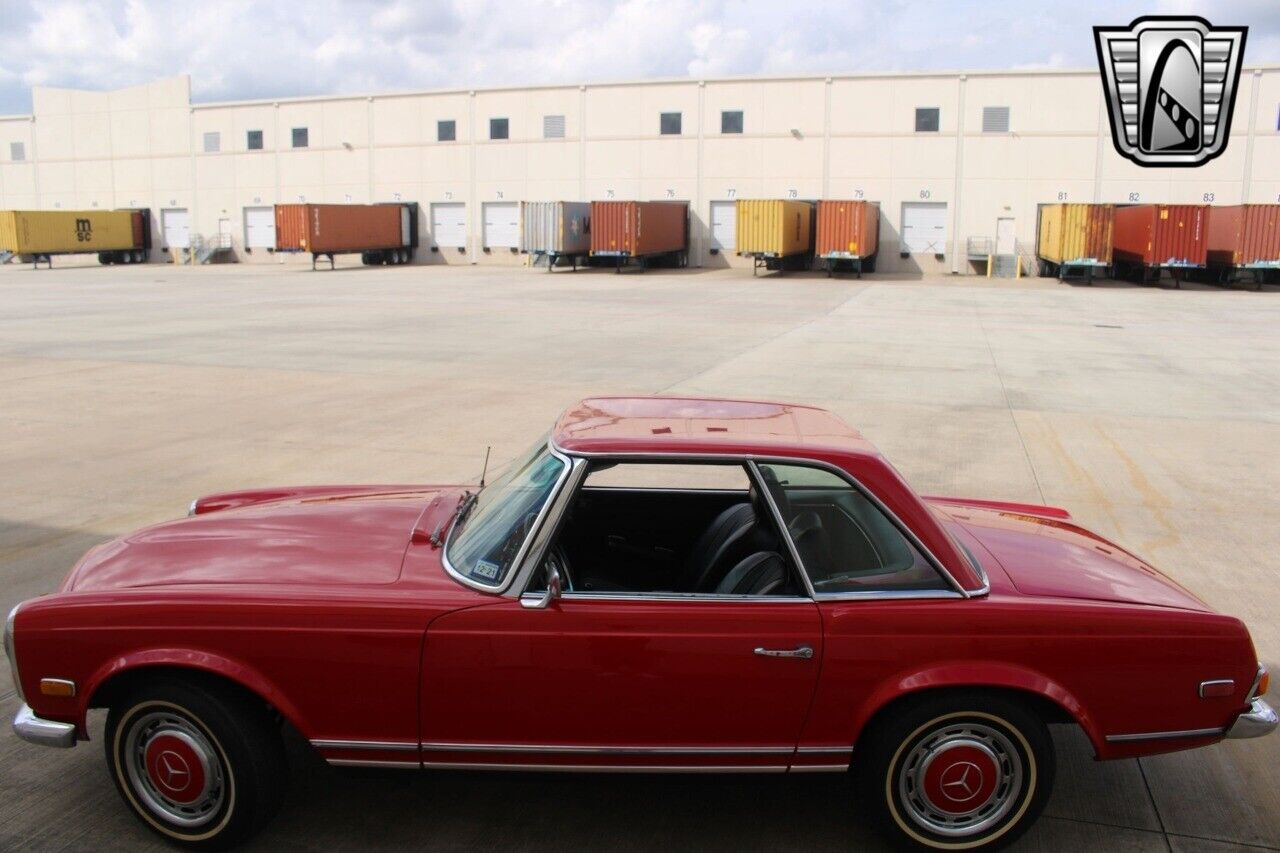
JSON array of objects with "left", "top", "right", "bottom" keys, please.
[
  {"left": 39, "top": 678, "right": 76, "bottom": 698},
  {"left": 1259, "top": 669, "right": 1271, "bottom": 697}
]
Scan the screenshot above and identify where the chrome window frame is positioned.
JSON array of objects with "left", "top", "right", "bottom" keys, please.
[
  {"left": 442, "top": 441, "right": 576, "bottom": 595},
  {"left": 517, "top": 444, "right": 979, "bottom": 603}
]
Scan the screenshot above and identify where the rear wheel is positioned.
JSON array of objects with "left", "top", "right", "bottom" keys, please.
[
  {"left": 105, "top": 676, "right": 287, "bottom": 849},
  {"left": 856, "top": 692, "right": 1054, "bottom": 851}
]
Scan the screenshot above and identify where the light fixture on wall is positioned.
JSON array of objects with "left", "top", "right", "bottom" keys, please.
[
  {"left": 790, "top": 128, "right": 802, "bottom": 139},
  {"left": 342, "top": 141, "right": 354, "bottom": 151}
]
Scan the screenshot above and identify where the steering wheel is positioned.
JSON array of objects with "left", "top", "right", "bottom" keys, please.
[{"left": 545, "top": 543, "right": 573, "bottom": 592}]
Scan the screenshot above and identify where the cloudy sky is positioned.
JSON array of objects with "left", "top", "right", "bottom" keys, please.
[{"left": 0, "top": 0, "right": 1276, "bottom": 113}]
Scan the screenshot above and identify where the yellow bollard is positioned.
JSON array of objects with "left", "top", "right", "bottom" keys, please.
[
  {"left": 987, "top": 254, "right": 993, "bottom": 278},
  {"left": 1016, "top": 256, "right": 1023, "bottom": 279}
]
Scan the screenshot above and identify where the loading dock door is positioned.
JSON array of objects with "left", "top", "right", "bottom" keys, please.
[
  {"left": 709, "top": 201, "right": 736, "bottom": 251},
  {"left": 244, "top": 206, "right": 276, "bottom": 248},
  {"left": 900, "top": 202, "right": 948, "bottom": 254},
  {"left": 161, "top": 208, "right": 190, "bottom": 249},
  {"left": 482, "top": 202, "right": 520, "bottom": 248},
  {"left": 431, "top": 202, "right": 467, "bottom": 248}
]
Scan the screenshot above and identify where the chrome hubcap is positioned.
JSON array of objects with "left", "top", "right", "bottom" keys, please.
[
  {"left": 124, "top": 710, "right": 225, "bottom": 827},
  {"left": 898, "top": 721, "right": 1023, "bottom": 837}
]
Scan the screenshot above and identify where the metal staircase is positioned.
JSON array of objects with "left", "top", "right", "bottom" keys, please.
[{"left": 192, "top": 233, "right": 233, "bottom": 265}]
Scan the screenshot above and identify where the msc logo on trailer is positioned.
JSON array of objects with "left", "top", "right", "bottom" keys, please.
[
  {"left": 1094, "top": 16, "right": 1247, "bottom": 167},
  {"left": 75, "top": 218, "right": 92, "bottom": 242}
]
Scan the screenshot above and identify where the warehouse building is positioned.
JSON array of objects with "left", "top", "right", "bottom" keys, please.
[{"left": 1, "top": 66, "right": 1279, "bottom": 273}]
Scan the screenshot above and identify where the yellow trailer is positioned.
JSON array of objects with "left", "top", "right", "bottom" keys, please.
[
  {"left": 735, "top": 199, "right": 814, "bottom": 275},
  {"left": 0, "top": 209, "right": 151, "bottom": 268},
  {"left": 1036, "top": 203, "right": 1114, "bottom": 282}
]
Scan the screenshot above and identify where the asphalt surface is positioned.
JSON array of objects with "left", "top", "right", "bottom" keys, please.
[{"left": 0, "top": 260, "right": 1277, "bottom": 851}]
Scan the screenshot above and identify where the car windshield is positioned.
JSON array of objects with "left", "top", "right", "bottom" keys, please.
[{"left": 445, "top": 438, "right": 567, "bottom": 588}]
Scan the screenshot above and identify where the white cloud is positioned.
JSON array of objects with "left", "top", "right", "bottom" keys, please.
[{"left": 0, "top": 0, "right": 1275, "bottom": 113}]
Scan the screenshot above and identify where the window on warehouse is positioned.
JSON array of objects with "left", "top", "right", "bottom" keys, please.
[
  {"left": 291, "top": 127, "right": 309, "bottom": 148},
  {"left": 915, "top": 108, "right": 940, "bottom": 132},
  {"left": 438, "top": 120, "right": 456, "bottom": 142},
  {"left": 9, "top": 141, "right": 24, "bottom": 161},
  {"left": 982, "top": 106, "right": 1010, "bottom": 133},
  {"left": 490, "top": 118, "right": 509, "bottom": 140},
  {"left": 543, "top": 115, "right": 566, "bottom": 139},
  {"left": 202, "top": 132, "right": 220, "bottom": 153},
  {"left": 660, "top": 112, "right": 682, "bottom": 135},
  {"left": 246, "top": 130, "right": 263, "bottom": 150},
  {"left": 721, "top": 110, "right": 744, "bottom": 134}
]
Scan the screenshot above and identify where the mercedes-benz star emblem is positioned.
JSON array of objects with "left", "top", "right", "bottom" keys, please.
[
  {"left": 939, "top": 761, "right": 983, "bottom": 802},
  {"left": 158, "top": 751, "right": 190, "bottom": 789}
]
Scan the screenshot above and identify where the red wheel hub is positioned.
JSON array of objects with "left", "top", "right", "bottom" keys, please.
[
  {"left": 144, "top": 733, "right": 207, "bottom": 804},
  {"left": 919, "top": 743, "right": 1000, "bottom": 815}
]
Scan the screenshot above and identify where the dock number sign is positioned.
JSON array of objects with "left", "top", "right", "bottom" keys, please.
[{"left": 1094, "top": 16, "right": 1247, "bottom": 167}]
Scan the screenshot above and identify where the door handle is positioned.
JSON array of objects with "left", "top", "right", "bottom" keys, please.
[{"left": 753, "top": 645, "right": 814, "bottom": 659}]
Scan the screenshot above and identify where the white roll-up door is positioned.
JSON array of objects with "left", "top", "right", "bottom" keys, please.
[
  {"left": 243, "top": 206, "right": 276, "bottom": 248},
  {"left": 431, "top": 202, "right": 467, "bottom": 248},
  {"left": 482, "top": 202, "right": 520, "bottom": 248},
  {"left": 709, "top": 201, "right": 736, "bottom": 251},
  {"left": 161, "top": 208, "right": 190, "bottom": 249},
  {"left": 900, "top": 202, "right": 948, "bottom": 254}
]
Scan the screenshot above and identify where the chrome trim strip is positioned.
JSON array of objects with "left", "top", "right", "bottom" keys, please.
[
  {"left": 12, "top": 704, "right": 77, "bottom": 748},
  {"left": 530, "top": 592, "right": 814, "bottom": 604},
  {"left": 1105, "top": 726, "right": 1225, "bottom": 743},
  {"left": 4, "top": 603, "right": 23, "bottom": 704},
  {"left": 1199, "top": 679, "right": 1235, "bottom": 699},
  {"left": 789, "top": 764, "right": 849, "bottom": 773},
  {"left": 326, "top": 758, "right": 420, "bottom": 769},
  {"left": 814, "top": 589, "right": 965, "bottom": 601},
  {"left": 547, "top": 445, "right": 977, "bottom": 598},
  {"left": 311, "top": 739, "right": 419, "bottom": 752},
  {"left": 420, "top": 742, "right": 796, "bottom": 755},
  {"left": 1245, "top": 664, "right": 1267, "bottom": 703},
  {"left": 421, "top": 761, "right": 788, "bottom": 774},
  {"left": 442, "top": 440, "right": 574, "bottom": 596},
  {"left": 795, "top": 746, "right": 853, "bottom": 755},
  {"left": 747, "top": 460, "right": 816, "bottom": 598}
]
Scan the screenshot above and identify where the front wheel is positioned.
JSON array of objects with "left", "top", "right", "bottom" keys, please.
[
  {"left": 105, "top": 676, "right": 287, "bottom": 849},
  {"left": 856, "top": 692, "right": 1054, "bottom": 851}
]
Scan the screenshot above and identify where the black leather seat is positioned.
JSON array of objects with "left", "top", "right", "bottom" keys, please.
[
  {"left": 673, "top": 501, "right": 759, "bottom": 592},
  {"left": 715, "top": 551, "right": 788, "bottom": 595}
]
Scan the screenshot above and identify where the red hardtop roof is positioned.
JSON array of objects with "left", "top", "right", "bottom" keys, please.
[{"left": 552, "top": 396, "right": 881, "bottom": 458}]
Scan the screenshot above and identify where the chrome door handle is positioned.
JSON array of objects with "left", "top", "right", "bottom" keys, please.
[{"left": 753, "top": 645, "right": 814, "bottom": 659}]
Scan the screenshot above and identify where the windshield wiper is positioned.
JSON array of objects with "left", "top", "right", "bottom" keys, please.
[{"left": 452, "top": 490, "right": 479, "bottom": 534}]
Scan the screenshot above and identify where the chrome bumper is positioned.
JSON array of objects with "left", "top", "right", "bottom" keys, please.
[
  {"left": 12, "top": 703, "right": 77, "bottom": 748},
  {"left": 1226, "top": 698, "right": 1278, "bottom": 740}
]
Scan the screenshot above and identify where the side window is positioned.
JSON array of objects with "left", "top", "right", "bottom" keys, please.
[
  {"left": 538, "top": 461, "right": 799, "bottom": 597},
  {"left": 757, "top": 463, "right": 949, "bottom": 594}
]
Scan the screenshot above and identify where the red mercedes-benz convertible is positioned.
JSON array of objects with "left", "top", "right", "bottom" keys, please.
[{"left": 6, "top": 396, "right": 1274, "bottom": 850}]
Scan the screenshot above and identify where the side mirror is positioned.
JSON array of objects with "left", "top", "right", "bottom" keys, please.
[{"left": 521, "top": 566, "right": 562, "bottom": 610}]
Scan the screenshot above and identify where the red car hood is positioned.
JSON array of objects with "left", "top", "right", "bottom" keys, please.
[
  {"left": 65, "top": 487, "right": 447, "bottom": 592},
  {"left": 929, "top": 498, "right": 1210, "bottom": 611}
]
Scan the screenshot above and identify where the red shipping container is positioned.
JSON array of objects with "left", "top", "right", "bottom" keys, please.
[
  {"left": 1112, "top": 204, "right": 1208, "bottom": 268},
  {"left": 590, "top": 201, "right": 687, "bottom": 257},
  {"left": 1206, "top": 204, "right": 1280, "bottom": 268},
  {"left": 274, "top": 204, "right": 410, "bottom": 254},
  {"left": 815, "top": 200, "right": 879, "bottom": 259}
]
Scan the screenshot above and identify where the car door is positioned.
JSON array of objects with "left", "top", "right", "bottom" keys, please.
[{"left": 420, "top": 594, "right": 822, "bottom": 770}]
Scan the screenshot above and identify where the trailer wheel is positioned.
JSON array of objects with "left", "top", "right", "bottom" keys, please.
[{"left": 98, "top": 253, "right": 111, "bottom": 265}]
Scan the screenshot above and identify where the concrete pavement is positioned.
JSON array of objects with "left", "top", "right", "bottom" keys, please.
[{"left": 0, "top": 262, "right": 1276, "bottom": 851}]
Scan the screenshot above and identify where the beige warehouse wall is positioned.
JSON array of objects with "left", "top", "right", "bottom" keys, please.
[{"left": 2, "top": 69, "right": 1278, "bottom": 271}]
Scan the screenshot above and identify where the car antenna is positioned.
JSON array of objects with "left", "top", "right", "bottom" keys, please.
[{"left": 479, "top": 446, "right": 491, "bottom": 488}]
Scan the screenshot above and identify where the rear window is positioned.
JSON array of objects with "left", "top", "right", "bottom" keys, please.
[{"left": 757, "top": 463, "right": 949, "bottom": 594}]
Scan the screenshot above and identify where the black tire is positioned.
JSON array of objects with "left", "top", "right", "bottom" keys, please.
[
  {"left": 856, "top": 691, "right": 1054, "bottom": 851},
  {"left": 105, "top": 676, "right": 287, "bottom": 850}
]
